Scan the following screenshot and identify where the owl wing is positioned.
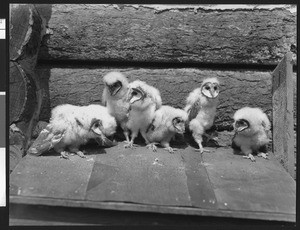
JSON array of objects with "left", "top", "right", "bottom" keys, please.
[
  {"left": 152, "top": 88, "right": 162, "bottom": 110},
  {"left": 27, "top": 124, "right": 65, "bottom": 156},
  {"left": 145, "top": 108, "right": 164, "bottom": 133},
  {"left": 102, "top": 88, "right": 109, "bottom": 106},
  {"left": 231, "top": 133, "right": 240, "bottom": 150},
  {"left": 187, "top": 99, "right": 202, "bottom": 121},
  {"left": 231, "top": 133, "right": 242, "bottom": 156},
  {"left": 146, "top": 118, "right": 156, "bottom": 133}
]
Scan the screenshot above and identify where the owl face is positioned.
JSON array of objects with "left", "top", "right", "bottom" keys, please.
[
  {"left": 103, "top": 72, "right": 129, "bottom": 97},
  {"left": 89, "top": 118, "right": 115, "bottom": 146},
  {"left": 106, "top": 80, "right": 123, "bottom": 96},
  {"left": 234, "top": 119, "right": 250, "bottom": 132},
  {"left": 201, "top": 81, "right": 220, "bottom": 98},
  {"left": 234, "top": 118, "right": 257, "bottom": 137},
  {"left": 127, "top": 86, "right": 151, "bottom": 109},
  {"left": 171, "top": 117, "right": 186, "bottom": 134}
]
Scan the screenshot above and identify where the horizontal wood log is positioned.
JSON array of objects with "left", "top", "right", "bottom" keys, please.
[
  {"left": 36, "top": 66, "right": 284, "bottom": 130},
  {"left": 38, "top": 4, "right": 296, "bottom": 65}
]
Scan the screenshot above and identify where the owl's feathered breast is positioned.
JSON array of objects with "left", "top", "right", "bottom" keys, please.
[
  {"left": 233, "top": 131, "right": 269, "bottom": 152},
  {"left": 107, "top": 97, "right": 130, "bottom": 123}
]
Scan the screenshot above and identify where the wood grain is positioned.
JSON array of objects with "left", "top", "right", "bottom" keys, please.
[
  {"left": 9, "top": 4, "right": 51, "bottom": 156},
  {"left": 9, "top": 4, "right": 32, "bottom": 61},
  {"left": 9, "top": 62, "right": 36, "bottom": 126},
  {"left": 86, "top": 145, "right": 191, "bottom": 206},
  {"left": 180, "top": 148, "right": 217, "bottom": 209},
  {"left": 10, "top": 153, "right": 95, "bottom": 200},
  {"left": 37, "top": 5, "right": 296, "bottom": 65},
  {"left": 10, "top": 4, "right": 45, "bottom": 66},
  {"left": 9, "top": 145, "right": 296, "bottom": 222},
  {"left": 272, "top": 52, "right": 295, "bottom": 178},
  {"left": 202, "top": 147, "right": 296, "bottom": 218}
]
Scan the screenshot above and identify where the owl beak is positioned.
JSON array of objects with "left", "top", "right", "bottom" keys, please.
[
  {"left": 236, "top": 126, "right": 247, "bottom": 132},
  {"left": 94, "top": 135, "right": 116, "bottom": 147},
  {"left": 127, "top": 87, "right": 145, "bottom": 104},
  {"left": 127, "top": 88, "right": 134, "bottom": 103},
  {"left": 107, "top": 82, "right": 122, "bottom": 96},
  {"left": 210, "top": 89, "right": 219, "bottom": 98},
  {"left": 90, "top": 118, "right": 116, "bottom": 147},
  {"left": 235, "top": 120, "right": 249, "bottom": 132}
]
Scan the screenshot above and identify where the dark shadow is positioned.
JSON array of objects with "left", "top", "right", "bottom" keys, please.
[
  {"left": 184, "top": 128, "right": 221, "bottom": 149},
  {"left": 81, "top": 141, "right": 108, "bottom": 156},
  {"left": 34, "top": 4, "right": 52, "bottom": 122},
  {"left": 231, "top": 140, "right": 270, "bottom": 156},
  {"left": 32, "top": 141, "right": 109, "bottom": 157},
  {"left": 170, "top": 133, "right": 189, "bottom": 149},
  {"left": 10, "top": 203, "right": 295, "bottom": 227},
  {"left": 112, "top": 126, "right": 128, "bottom": 142}
]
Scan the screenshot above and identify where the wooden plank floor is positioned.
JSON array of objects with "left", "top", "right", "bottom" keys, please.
[{"left": 9, "top": 143, "right": 296, "bottom": 223}]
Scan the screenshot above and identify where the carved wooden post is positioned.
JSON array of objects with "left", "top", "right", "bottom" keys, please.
[{"left": 272, "top": 52, "right": 295, "bottom": 178}]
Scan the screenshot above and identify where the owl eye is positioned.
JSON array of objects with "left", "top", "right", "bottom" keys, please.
[
  {"left": 214, "top": 86, "right": 218, "bottom": 90},
  {"left": 174, "top": 117, "right": 183, "bottom": 124},
  {"left": 132, "top": 91, "right": 138, "bottom": 96},
  {"left": 205, "top": 86, "right": 210, "bottom": 90}
]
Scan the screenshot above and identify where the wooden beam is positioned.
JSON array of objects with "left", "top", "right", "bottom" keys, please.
[
  {"left": 272, "top": 52, "right": 295, "bottom": 178},
  {"left": 10, "top": 147, "right": 296, "bottom": 222},
  {"left": 9, "top": 203, "right": 295, "bottom": 226},
  {"left": 37, "top": 4, "right": 296, "bottom": 65}
]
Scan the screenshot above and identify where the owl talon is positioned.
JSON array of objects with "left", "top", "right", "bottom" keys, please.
[
  {"left": 124, "top": 142, "right": 138, "bottom": 149},
  {"left": 146, "top": 143, "right": 157, "bottom": 152},
  {"left": 243, "top": 154, "right": 256, "bottom": 162},
  {"left": 195, "top": 148, "right": 210, "bottom": 153},
  {"left": 257, "top": 152, "right": 269, "bottom": 159},
  {"left": 76, "top": 151, "right": 86, "bottom": 158},
  {"left": 164, "top": 147, "right": 176, "bottom": 153},
  {"left": 124, "top": 143, "right": 133, "bottom": 149},
  {"left": 202, "top": 148, "right": 211, "bottom": 152},
  {"left": 195, "top": 148, "right": 203, "bottom": 153},
  {"left": 60, "top": 151, "right": 70, "bottom": 159}
]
